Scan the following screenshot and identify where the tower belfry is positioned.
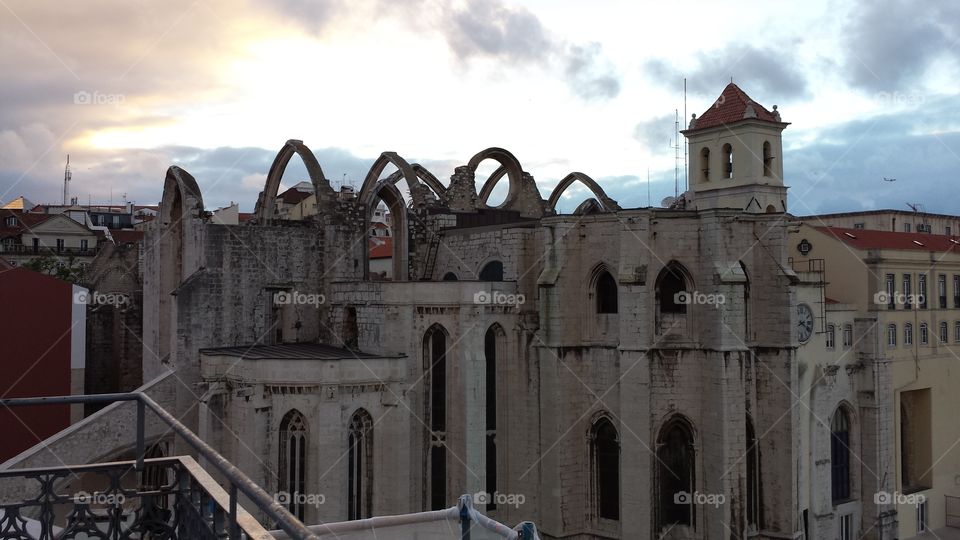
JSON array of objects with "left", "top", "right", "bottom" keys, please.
[{"left": 681, "top": 83, "right": 790, "bottom": 213}]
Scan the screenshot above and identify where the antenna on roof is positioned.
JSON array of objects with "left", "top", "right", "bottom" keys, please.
[
  {"left": 671, "top": 109, "right": 680, "bottom": 199},
  {"left": 683, "top": 78, "right": 688, "bottom": 193},
  {"left": 63, "top": 155, "right": 72, "bottom": 205},
  {"left": 906, "top": 202, "right": 924, "bottom": 213},
  {"left": 647, "top": 167, "right": 651, "bottom": 207}
]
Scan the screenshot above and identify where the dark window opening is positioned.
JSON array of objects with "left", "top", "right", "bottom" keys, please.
[
  {"left": 746, "top": 418, "right": 761, "bottom": 528},
  {"left": 479, "top": 261, "right": 504, "bottom": 281},
  {"left": 426, "top": 327, "right": 448, "bottom": 510},
  {"left": 657, "top": 266, "right": 688, "bottom": 314},
  {"left": 658, "top": 418, "right": 695, "bottom": 527},
  {"left": 762, "top": 141, "right": 773, "bottom": 177},
  {"left": 485, "top": 327, "right": 498, "bottom": 510},
  {"left": 596, "top": 270, "right": 618, "bottom": 314},
  {"left": 722, "top": 143, "right": 733, "bottom": 178},
  {"left": 831, "top": 409, "right": 851, "bottom": 504},
  {"left": 593, "top": 418, "right": 620, "bottom": 520},
  {"left": 442, "top": 272, "right": 458, "bottom": 281},
  {"left": 700, "top": 147, "right": 710, "bottom": 182}
]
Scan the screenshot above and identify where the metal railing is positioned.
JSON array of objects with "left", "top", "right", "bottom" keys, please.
[
  {"left": 0, "top": 392, "right": 319, "bottom": 539},
  {"left": 0, "top": 244, "right": 96, "bottom": 256}
]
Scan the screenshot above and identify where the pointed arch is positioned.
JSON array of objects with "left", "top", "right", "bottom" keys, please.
[
  {"left": 411, "top": 164, "right": 447, "bottom": 199},
  {"left": 423, "top": 324, "right": 450, "bottom": 510},
  {"left": 655, "top": 261, "right": 694, "bottom": 315},
  {"left": 348, "top": 408, "right": 374, "bottom": 520},
  {"left": 590, "top": 263, "right": 618, "bottom": 314},
  {"left": 656, "top": 414, "right": 696, "bottom": 529},
  {"left": 573, "top": 198, "right": 603, "bottom": 215},
  {"left": 590, "top": 414, "right": 620, "bottom": 521},
  {"left": 254, "top": 140, "right": 335, "bottom": 224},
  {"left": 484, "top": 323, "right": 505, "bottom": 510},
  {"left": 358, "top": 152, "right": 430, "bottom": 208},
  {"left": 830, "top": 403, "right": 854, "bottom": 504},
  {"left": 363, "top": 180, "right": 408, "bottom": 281},
  {"left": 546, "top": 172, "right": 621, "bottom": 214},
  {"left": 470, "top": 148, "right": 524, "bottom": 208},
  {"left": 279, "top": 409, "right": 308, "bottom": 521}
]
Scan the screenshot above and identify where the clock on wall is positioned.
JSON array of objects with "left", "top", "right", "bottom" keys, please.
[{"left": 796, "top": 303, "right": 814, "bottom": 343}]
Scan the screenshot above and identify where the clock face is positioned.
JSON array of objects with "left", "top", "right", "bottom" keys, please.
[{"left": 797, "top": 303, "right": 814, "bottom": 343}]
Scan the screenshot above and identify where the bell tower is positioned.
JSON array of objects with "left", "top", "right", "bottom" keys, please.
[{"left": 681, "top": 83, "right": 790, "bottom": 213}]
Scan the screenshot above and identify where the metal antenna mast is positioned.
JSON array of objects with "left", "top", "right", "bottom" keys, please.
[
  {"left": 683, "top": 78, "right": 688, "bottom": 193},
  {"left": 63, "top": 155, "right": 72, "bottom": 205}
]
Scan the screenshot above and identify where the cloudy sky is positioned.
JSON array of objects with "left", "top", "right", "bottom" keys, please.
[{"left": 1, "top": 0, "right": 958, "bottom": 214}]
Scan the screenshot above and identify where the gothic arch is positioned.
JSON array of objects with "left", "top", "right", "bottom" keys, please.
[
  {"left": 254, "top": 139, "right": 334, "bottom": 224},
  {"left": 358, "top": 152, "right": 430, "bottom": 208},
  {"left": 547, "top": 172, "right": 621, "bottom": 213},
  {"left": 160, "top": 166, "right": 204, "bottom": 227},
  {"left": 573, "top": 198, "right": 603, "bottom": 215},
  {"left": 470, "top": 148, "right": 524, "bottom": 208},
  {"left": 411, "top": 164, "right": 447, "bottom": 199},
  {"left": 656, "top": 413, "right": 697, "bottom": 529},
  {"left": 363, "top": 179, "right": 408, "bottom": 281}
]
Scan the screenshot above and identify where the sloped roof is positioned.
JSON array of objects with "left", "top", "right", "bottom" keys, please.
[
  {"left": 685, "top": 83, "right": 785, "bottom": 132},
  {"left": 0, "top": 209, "right": 55, "bottom": 238},
  {"left": 200, "top": 343, "right": 387, "bottom": 360},
  {"left": 369, "top": 236, "right": 393, "bottom": 259},
  {"left": 111, "top": 230, "right": 144, "bottom": 244},
  {"left": 817, "top": 227, "right": 960, "bottom": 253}
]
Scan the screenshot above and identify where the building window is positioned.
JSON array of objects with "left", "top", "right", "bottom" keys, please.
[
  {"left": 722, "top": 143, "right": 733, "bottom": 178},
  {"left": 595, "top": 269, "right": 618, "bottom": 314},
  {"left": 903, "top": 274, "right": 913, "bottom": 309},
  {"left": 700, "top": 147, "right": 710, "bottom": 182},
  {"left": 826, "top": 324, "right": 836, "bottom": 349},
  {"left": 762, "top": 141, "right": 773, "bottom": 177},
  {"left": 348, "top": 409, "right": 374, "bottom": 520},
  {"left": 592, "top": 417, "right": 620, "bottom": 521},
  {"left": 831, "top": 408, "right": 851, "bottom": 504},
  {"left": 918, "top": 501, "right": 928, "bottom": 533},
  {"left": 939, "top": 275, "right": 947, "bottom": 308},
  {"left": 746, "top": 417, "right": 761, "bottom": 529},
  {"left": 424, "top": 325, "right": 448, "bottom": 510},
  {"left": 485, "top": 325, "right": 500, "bottom": 510},
  {"left": 940, "top": 322, "right": 948, "bottom": 344},
  {"left": 885, "top": 274, "right": 896, "bottom": 310},
  {"left": 920, "top": 322, "right": 928, "bottom": 345},
  {"left": 279, "top": 409, "right": 308, "bottom": 521},
  {"left": 854, "top": 223, "right": 865, "bottom": 229},
  {"left": 904, "top": 323, "right": 913, "bottom": 345},
  {"left": 56, "top": 238, "right": 64, "bottom": 252},
  {"left": 80, "top": 239, "right": 88, "bottom": 251},
  {"left": 954, "top": 275, "right": 960, "bottom": 308},
  {"left": 479, "top": 260, "right": 503, "bottom": 281},
  {"left": 901, "top": 389, "right": 932, "bottom": 492},
  {"left": 905, "top": 223, "right": 912, "bottom": 233},
  {"left": 843, "top": 325, "right": 853, "bottom": 348},
  {"left": 840, "top": 513, "right": 854, "bottom": 540},
  {"left": 947, "top": 226, "right": 953, "bottom": 236},
  {"left": 657, "top": 264, "right": 689, "bottom": 315},
  {"left": 441, "top": 272, "right": 458, "bottom": 281},
  {"left": 918, "top": 274, "right": 928, "bottom": 309},
  {"left": 955, "top": 321, "right": 960, "bottom": 343},
  {"left": 4, "top": 216, "right": 15, "bottom": 227},
  {"left": 887, "top": 324, "right": 897, "bottom": 347},
  {"left": 657, "top": 416, "right": 695, "bottom": 528}
]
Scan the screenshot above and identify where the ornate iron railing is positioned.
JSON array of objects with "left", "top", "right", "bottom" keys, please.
[{"left": 0, "top": 392, "right": 318, "bottom": 539}]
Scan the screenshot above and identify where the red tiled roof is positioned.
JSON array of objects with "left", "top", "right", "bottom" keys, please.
[
  {"left": 685, "top": 83, "right": 784, "bottom": 132},
  {"left": 112, "top": 230, "right": 144, "bottom": 244},
  {"left": 817, "top": 227, "right": 960, "bottom": 253},
  {"left": 239, "top": 213, "right": 255, "bottom": 223},
  {"left": 369, "top": 237, "right": 392, "bottom": 259},
  {"left": 0, "top": 209, "right": 55, "bottom": 238},
  {"left": 278, "top": 187, "right": 312, "bottom": 205}
]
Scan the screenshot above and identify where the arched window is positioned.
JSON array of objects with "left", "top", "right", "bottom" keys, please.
[
  {"left": 656, "top": 264, "right": 689, "bottom": 315},
  {"left": 592, "top": 417, "right": 620, "bottom": 521},
  {"left": 348, "top": 409, "right": 373, "bottom": 520},
  {"left": 657, "top": 416, "right": 695, "bottom": 527},
  {"left": 762, "top": 141, "right": 773, "bottom": 177},
  {"left": 920, "top": 322, "right": 928, "bottom": 345},
  {"left": 939, "top": 321, "right": 948, "bottom": 343},
  {"left": 343, "top": 306, "right": 358, "bottom": 350},
  {"left": 442, "top": 272, "right": 458, "bottom": 281},
  {"left": 485, "top": 326, "right": 501, "bottom": 510},
  {"left": 746, "top": 417, "right": 760, "bottom": 528},
  {"left": 722, "top": 143, "right": 733, "bottom": 179},
  {"left": 904, "top": 323, "right": 913, "bottom": 345},
  {"left": 279, "top": 410, "right": 308, "bottom": 520},
  {"left": 831, "top": 408, "right": 851, "bottom": 504},
  {"left": 595, "top": 270, "right": 618, "bottom": 314},
  {"left": 479, "top": 260, "right": 504, "bottom": 281},
  {"left": 424, "top": 326, "right": 448, "bottom": 510},
  {"left": 887, "top": 324, "right": 897, "bottom": 347},
  {"left": 699, "top": 147, "right": 710, "bottom": 182}
]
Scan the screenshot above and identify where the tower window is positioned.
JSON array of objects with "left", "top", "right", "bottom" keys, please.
[
  {"left": 658, "top": 417, "right": 695, "bottom": 527},
  {"left": 485, "top": 326, "right": 500, "bottom": 510},
  {"left": 699, "top": 147, "right": 710, "bottom": 182},
  {"left": 425, "top": 326, "right": 448, "bottom": 510},
  {"left": 479, "top": 260, "right": 504, "bottom": 281},
  {"left": 762, "top": 141, "right": 773, "bottom": 177},
  {"left": 348, "top": 409, "right": 374, "bottom": 520},
  {"left": 826, "top": 324, "right": 836, "bottom": 349},
  {"left": 722, "top": 143, "right": 733, "bottom": 179}
]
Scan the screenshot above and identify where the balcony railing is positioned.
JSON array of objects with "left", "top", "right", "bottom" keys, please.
[
  {"left": 0, "top": 244, "right": 96, "bottom": 256},
  {"left": 0, "top": 392, "right": 317, "bottom": 539}
]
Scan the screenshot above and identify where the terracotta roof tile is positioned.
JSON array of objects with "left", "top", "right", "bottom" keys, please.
[
  {"left": 685, "top": 83, "right": 784, "bottom": 132},
  {"left": 817, "top": 227, "right": 960, "bottom": 253},
  {"left": 369, "top": 237, "right": 392, "bottom": 259}
]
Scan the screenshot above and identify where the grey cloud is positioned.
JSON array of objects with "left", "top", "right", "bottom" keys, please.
[
  {"left": 841, "top": 0, "right": 960, "bottom": 93},
  {"left": 565, "top": 43, "right": 620, "bottom": 100},
  {"left": 632, "top": 113, "right": 677, "bottom": 153},
  {"left": 644, "top": 44, "right": 808, "bottom": 100},
  {"left": 444, "top": 0, "right": 551, "bottom": 63}
]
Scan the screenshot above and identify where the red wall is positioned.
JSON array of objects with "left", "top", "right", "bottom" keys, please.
[{"left": 0, "top": 267, "right": 73, "bottom": 462}]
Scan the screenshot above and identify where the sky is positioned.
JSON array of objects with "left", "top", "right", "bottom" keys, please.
[{"left": 0, "top": 0, "right": 958, "bottom": 215}]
